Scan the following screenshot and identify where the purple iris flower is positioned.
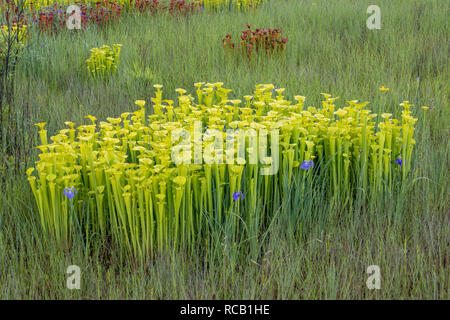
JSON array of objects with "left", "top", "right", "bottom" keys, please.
[
  {"left": 395, "top": 158, "right": 403, "bottom": 166},
  {"left": 63, "top": 187, "right": 77, "bottom": 200},
  {"left": 232, "top": 191, "right": 244, "bottom": 201},
  {"left": 300, "top": 160, "right": 314, "bottom": 170}
]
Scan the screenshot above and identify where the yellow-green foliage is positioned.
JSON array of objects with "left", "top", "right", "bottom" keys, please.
[
  {"left": 0, "top": 24, "right": 28, "bottom": 62},
  {"left": 86, "top": 44, "right": 122, "bottom": 79},
  {"left": 27, "top": 83, "right": 417, "bottom": 257}
]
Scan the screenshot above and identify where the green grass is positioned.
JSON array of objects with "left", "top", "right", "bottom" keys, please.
[{"left": 0, "top": 0, "right": 449, "bottom": 299}]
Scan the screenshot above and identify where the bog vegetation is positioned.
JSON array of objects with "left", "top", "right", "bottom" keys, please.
[{"left": 0, "top": 0, "right": 447, "bottom": 299}]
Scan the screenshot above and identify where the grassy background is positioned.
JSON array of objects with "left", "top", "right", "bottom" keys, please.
[{"left": 0, "top": 0, "right": 449, "bottom": 298}]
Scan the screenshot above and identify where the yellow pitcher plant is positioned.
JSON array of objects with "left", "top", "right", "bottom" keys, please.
[{"left": 86, "top": 44, "right": 122, "bottom": 79}]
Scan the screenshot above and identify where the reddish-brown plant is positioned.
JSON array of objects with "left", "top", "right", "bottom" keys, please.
[
  {"left": 134, "top": 0, "right": 200, "bottom": 15},
  {"left": 28, "top": 1, "right": 122, "bottom": 34},
  {"left": 223, "top": 23, "right": 288, "bottom": 59}
]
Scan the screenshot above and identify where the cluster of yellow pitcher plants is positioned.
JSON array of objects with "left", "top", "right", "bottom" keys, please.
[
  {"left": 27, "top": 82, "right": 418, "bottom": 258},
  {"left": 86, "top": 44, "right": 122, "bottom": 79}
]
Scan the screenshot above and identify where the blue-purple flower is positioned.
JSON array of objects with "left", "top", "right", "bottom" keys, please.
[
  {"left": 63, "top": 187, "right": 77, "bottom": 200},
  {"left": 395, "top": 158, "right": 403, "bottom": 166},
  {"left": 232, "top": 191, "right": 244, "bottom": 201},
  {"left": 300, "top": 160, "right": 314, "bottom": 170}
]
